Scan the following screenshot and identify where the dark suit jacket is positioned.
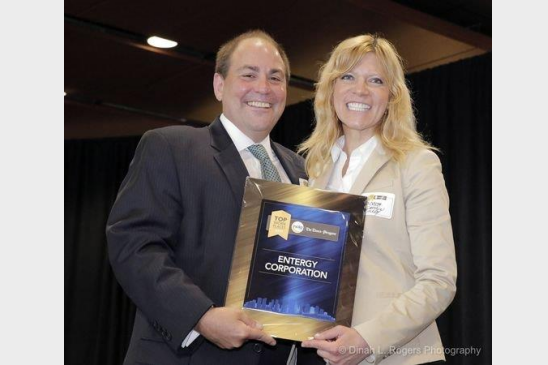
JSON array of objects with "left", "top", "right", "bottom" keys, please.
[{"left": 106, "top": 118, "right": 307, "bottom": 365}]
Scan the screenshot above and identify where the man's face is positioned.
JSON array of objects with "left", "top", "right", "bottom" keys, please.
[{"left": 213, "top": 38, "right": 287, "bottom": 142}]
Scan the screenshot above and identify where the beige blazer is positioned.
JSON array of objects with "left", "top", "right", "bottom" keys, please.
[{"left": 311, "top": 144, "right": 457, "bottom": 365}]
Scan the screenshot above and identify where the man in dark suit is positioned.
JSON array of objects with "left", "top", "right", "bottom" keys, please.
[{"left": 106, "top": 30, "right": 316, "bottom": 364}]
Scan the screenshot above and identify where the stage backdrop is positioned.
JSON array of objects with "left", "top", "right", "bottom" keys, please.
[{"left": 65, "top": 53, "right": 491, "bottom": 365}]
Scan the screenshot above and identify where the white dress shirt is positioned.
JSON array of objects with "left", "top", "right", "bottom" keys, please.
[
  {"left": 326, "top": 135, "right": 378, "bottom": 193},
  {"left": 182, "top": 114, "right": 291, "bottom": 348},
  {"left": 220, "top": 114, "right": 291, "bottom": 183},
  {"left": 325, "top": 134, "right": 378, "bottom": 364}
]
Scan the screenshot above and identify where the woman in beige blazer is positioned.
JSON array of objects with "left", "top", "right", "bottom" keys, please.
[{"left": 300, "top": 35, "right": 457, "bottom": 365}]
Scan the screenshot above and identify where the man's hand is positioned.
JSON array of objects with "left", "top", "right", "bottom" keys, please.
[
  {"left": 301, "top": 325, "right": 371, "bottom": 365},
  {"left": 195, "top": 307, "right": 277, "bottom": 349}
]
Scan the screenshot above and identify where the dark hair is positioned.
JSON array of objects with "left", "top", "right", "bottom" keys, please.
[{"left": 215, "top": 30, "right": 290, "bottom": 81}]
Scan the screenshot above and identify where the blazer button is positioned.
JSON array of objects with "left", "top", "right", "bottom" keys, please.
[{"left": 253, "top": 343, "right": 262, "bottom": 353}]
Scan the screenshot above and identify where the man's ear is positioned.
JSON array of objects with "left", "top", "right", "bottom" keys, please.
[{"left": 213, "top": 73, "right": 224, "bottom": 101}]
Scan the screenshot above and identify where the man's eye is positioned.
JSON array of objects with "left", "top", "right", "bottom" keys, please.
[
  {"left": 242, "top": 74, "right": 255, "bottom": 79},
  {"left": 270, "top": 76, "right": 283, "bottom": 82}
]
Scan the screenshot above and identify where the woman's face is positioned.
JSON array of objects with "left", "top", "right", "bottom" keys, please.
[{"left": 333, "top": 52, "right": 390, "bottom": 143}]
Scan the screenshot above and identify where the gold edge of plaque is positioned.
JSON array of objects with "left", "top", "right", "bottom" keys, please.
[
  {"left": 225, "top": 181, "right": 260, "bottom": 309},
  {"left": 243, "top": 309, "right": 340, "bottom": 342},
  {"left": 225, "top": 229, "right": 254, "bottom": 308}
]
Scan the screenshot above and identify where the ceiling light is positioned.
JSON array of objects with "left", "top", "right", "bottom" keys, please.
[{"left": 147, "top": 36, "right": 178, "bottom": 49}]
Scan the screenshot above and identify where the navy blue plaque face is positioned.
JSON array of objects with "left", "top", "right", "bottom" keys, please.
[{"left": 244, "top": 200, "right": 350, "bottom": 322}]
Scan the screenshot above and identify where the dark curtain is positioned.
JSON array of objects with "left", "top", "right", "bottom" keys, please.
[
  {"left": 65, "top": 138, "right": 140, "bottom": 365},
  {"left": 65, "top": 53, "right": 491, "bottom": 365},
  {"left": 407, "top": 54, "right": 492, "bottom": 365}
]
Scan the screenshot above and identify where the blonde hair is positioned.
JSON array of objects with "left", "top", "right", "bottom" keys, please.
[{"left": 298, "top": 34, "right": 434, "bottom": 178}]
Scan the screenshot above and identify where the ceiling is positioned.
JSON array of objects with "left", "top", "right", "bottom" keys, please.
[{"left": 64, "top": 0, "right": 491, "bottom": 139}]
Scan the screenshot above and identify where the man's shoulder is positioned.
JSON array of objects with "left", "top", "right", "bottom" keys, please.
[
  {"left": 145, "top": 125, "right": 208, "bottom": 140},
  {"left": 137, "top": 125, "right": 209, "bottom": 150}
]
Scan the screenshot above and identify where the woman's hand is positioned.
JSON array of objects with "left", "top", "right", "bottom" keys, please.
[{"left": 301, "top": 325, "right": 372, "bottom": 365}]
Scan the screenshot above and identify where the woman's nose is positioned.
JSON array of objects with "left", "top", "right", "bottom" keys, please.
[{"left": 352, "top": 80, "right": 369, "bottom": 95}]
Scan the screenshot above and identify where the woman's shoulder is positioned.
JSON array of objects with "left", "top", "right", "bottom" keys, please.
[
  {"left": 396, "top": 147, "right": 443, "bottom": 178},
  {"left": 402, "top": 147, "right": 440, "bottom": 165}
]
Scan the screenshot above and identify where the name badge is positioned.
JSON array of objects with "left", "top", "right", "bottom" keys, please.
[{"left": 363, "top": 192, "right": 395, "bottom": 219}]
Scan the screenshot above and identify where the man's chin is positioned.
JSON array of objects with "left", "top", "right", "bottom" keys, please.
[{"left": 246, "top": 113, "right": 280, "bottom": 128}]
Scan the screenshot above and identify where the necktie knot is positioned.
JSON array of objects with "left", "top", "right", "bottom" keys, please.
[{"left": 248, "top": 144, "right": 282, "bottom": 182}]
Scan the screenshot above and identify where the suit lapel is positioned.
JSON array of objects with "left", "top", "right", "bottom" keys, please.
[
  {"left": 271, "top": 142, "right": 301, "bottom": 185},
  {"left": 312, "top": 160, "right": 335, "bottom": 189},
  {"left": 348, "top": 143, "right": 391, "bottom": 195},
  {"left": 209, "top": 118, "right": 249, "bottom": 207}
]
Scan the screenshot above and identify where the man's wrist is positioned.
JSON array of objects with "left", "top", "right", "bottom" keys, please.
[{"left": 195, "top": 305, "right": 214, "bottom": 333}]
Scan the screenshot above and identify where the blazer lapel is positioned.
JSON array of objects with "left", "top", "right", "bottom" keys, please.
[
  {"left": 209, "top": 117, "right": 249, "bottom": 207},
  {"left": 271, "top": 142, "right": 301, "bottom": 185},
  {"left": 348, "top": 143, "right": 391, "bottom": 195},
  {"left": 312, "top": 159, "right": 335, "bottom": 189}
]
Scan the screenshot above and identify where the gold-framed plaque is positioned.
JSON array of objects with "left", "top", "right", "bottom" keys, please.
[{"left": 225, "top": 178, "right": 366, "bottom": 341}]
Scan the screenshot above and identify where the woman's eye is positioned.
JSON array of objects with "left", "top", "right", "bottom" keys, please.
[
  {"left": 340, "top": 74, "right": 354, "bottom": 81},
  {"left": 370, "top": 77, "right": 384, "bottom": 85}
]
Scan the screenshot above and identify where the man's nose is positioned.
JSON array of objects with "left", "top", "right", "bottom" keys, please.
[{"left": 254, "top": 75, "right": 271, "bottom": 93}]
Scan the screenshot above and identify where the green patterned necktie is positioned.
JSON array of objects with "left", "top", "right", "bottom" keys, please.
[{"left": 247, "top": 144, "right": 282, "bottom": 182}]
